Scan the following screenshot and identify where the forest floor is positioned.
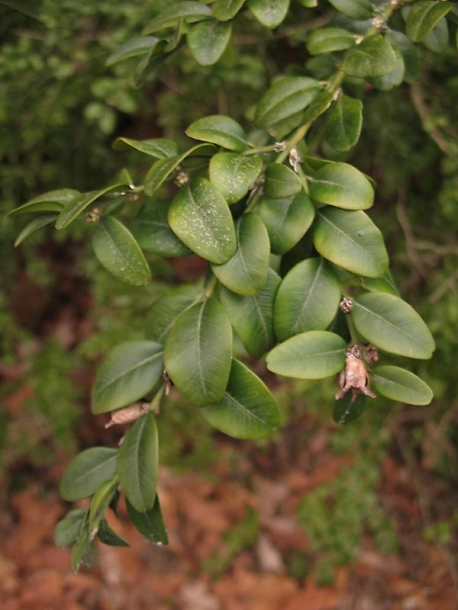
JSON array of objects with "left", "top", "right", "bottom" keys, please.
[{"left": 1, "top": 249, "right": 458, "bottom": 610}]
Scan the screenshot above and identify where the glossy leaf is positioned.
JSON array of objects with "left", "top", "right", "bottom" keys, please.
[
  {"left": 266, "top": 330, "right": 347, "bottom": 379},
  {"left": 14, "top": 214, "right": 57, "bottom": 247},
  {"left": 274, "top": 258, "right": 341, "bottom": 341},
  {"left": 117, "top": 411, "right": 158, "bottom": 512},
  {"left": 209, "top": 152, "right": 262, "bottom": 204},
  {"left": 9, "top": 189, "right": 80, "bottom": 216},
  {"left": 386, "top": 30, "right": 419, "bottom": 83},
  {"left": 307, "top": 28, "right": 356, "bottom": 55},
  {"left": 369, "top": 45, "right": 405, "bottom": 91},
  {"left": 220, "top": 268, "right": 281, "bottom": 358},
  {"left": 257, "top": 191, "right": 315, "bottom": 255},
  {"left": 351, "top": 292, "right": 435, "bottom": 359},
  {"left": 54, "top": 509, "right": 88, "bottom": 547},
  {"left": 212, "top": 213, "right": 270, "bottom": 295},
  {"left": 92, "top": 216, "right": 151, "bottom": 286},
  {"left": 113, "top": 137, "right": 178, "bottom": 158},
  {"left": 200, "top": 359, "right": 281, "bottom": 439},
  {"left": 59, "top": 447, "right": 118, "bottom": 501},
  {"left": 325, "top": 95, "right": 363, "bottom": 151},
  {"left": 126, "top": 496, "right": 168, "bottom": 545},
  {"left": 313, "top": 207, "right": 389, "bottom": 278},
  {"left": 55, "top": 184, "right": 126, "bottom": 229},
  {"left": 309, "top": 162, "right": 373, "bottom": 210},
  {"left": 406, "top": 1, "right": 452, "bottom": 42},
  {"left": 145, "top": 293, "right": 198, "bottom": 343},
  {"left": 247, "top": 0, "right": 290, "bottom": 28},
  {"left": 164, "top": 298, "right": 233, "bottom": 406},
  {"left": 326, "top": 0, "right": 372, "bottom": 20},
  {"left": 144, "top": 143, "right": 215, "bottom": 196},
  {"left": 301, "top": 90, "right": 334, "bottom": 125},
  {"left": 144, "top": 2, "right": 212, "bottom": 34},
  {"left": 254, "top": 77, "right": 321, "bottom": 128},
  {"left": 89, "top": 478, "right": 119, "bottom": 533},
  {"left": 168, "top": 177, "right": 236, "bottom": 264},
  {"left": 423, "top": 16, "right": 449, "bottom": 53},
  {"left": 342, "top": 35, "right": 397, "bottom": 78},
  {"left": 264, "top": 163, "right": 302, "bottom": 198},
  {"left": 106, "top": 36, "right": 161, "bottom": 66},
  {"left": 188, "top": 20, "right": 232, "bottom": 66},
  {"left": 333, "top": 393, "right": 365, "bottom": 425},
  {"left": 212, "top": 0, "right": 246, "bottom": 21},
  {"left": 97, "top": 519, "right": 130, "bottom": 547},
  {"left": 371, "top": 365, "right": 433, "bottom": 405},
  {"left": 359, "top": 270, "right": 399, "bottom": 296},
  {"left": 91, "top": 340, "right": 164, "bottom": 414},
  {"left": 186, "top": 115, "right": 249, "bottom": 151},
  {"left": 130, "top": 199, "right": 191, "bottom": 257}
]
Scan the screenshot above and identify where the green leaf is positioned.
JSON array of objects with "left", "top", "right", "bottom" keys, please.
[
  {"left": 274, "top": 258, "right": 341, "bottom": 341},
  {"left": 359, "top": 270, "right": 399, "bottom": 296},
  {"left": 209, "top": 152, "right": 262, "bottom": 204},
  {"left": 144, "top": 2, "right": 213, "bottom": 34},
  {"left": 385, "top": 31, "right": 419, "bottom": 83},
  {"left": 55, "top": 184, "right": 126, "bottom": 230},
  {"left": 92, "top": 216, "right": 151, "bottom": 286},
  {"left": 371, "top": 365, "right": 433, "bottom": 405},
  {"left": 91, "top": 340, "right": 164, "bottom": 414},
  {"left": 126, "top": 496, "right": 168, "bottom": 545},
  {"left": 117, "top": 411, "right": 158, "bottom": 512},
  {"left": 89, "top": 478, "right": 119, "bottom": 534},
  {"left": 309, "top": 162, "right": 373, "bottom": 210},
  {"left": 130, "top": 199, "right": 191, "bottom": 257},
  {"left": 186, "top": 115, "right": 249, "bottom": 151},
  {"left": 220, "top": 268, "right": 281, "bottom": 358},
  {"left": 144, "top": 143, "right": 215, "bottom": 196},
  {"left": 313, "top": 207, "right": 389, "bottom": 278},
  {"left": 254, "top": 77, "right": 321, "bottom": 129},
  {"left": 423, "top": 16, "right": 449, "bottom": 53},
  {"left": 326, "top": 0, "right": 372, "bottom": 20},
  {"left": 247, "top": 0, "right": 290, "bottom": 28},
  {"left": 350, "top": 292, "right": 435, "bottom": 359},
  {"left": 164, "top": 298, "right": 232, "bottom": 406},
  {"left": 14, "top": 214, "right": 57, "bottom": 247},
  {"left": 97, "top": 519, "right": 130, "bottom": 547},
  {"left": 145, "top": 293, "right": 198, "bottom": 343},
  {"left": 257, "top": 191, "right": 315, "bottom": 255},
  {"left": 212, "top": 0, "right": 246, "bottom": 21},
  {"left": 342, "top": 35, "right": 397, "bottom": 78},
  {"left": 333, "top": 393, "right": 365, "bottom": 425},
  {"left": 168, "top": 177, "right": 236, "bottom": 264},
  {"left": 211, "top": 212, "right": 270, "bottom": 295},
  {"left": 264, "top": 163, "right": 302, "bottom": 198},
  {"left": 106, "top": 36, "right": 161, "bottom": 66},
  {"left": 8, "top": 189, "right": 80, "bottom": 216},
  {"left": 368, "top": 45, "right": 405, "bottom": 91},
  {"left": 200, "top": 359, "right": 281, "bottom": 439},
  {"left": 54, "top": 509, "right": 88, "bottom": 547},
  {"left": 307, "top": 28, "right": 357, "bottom": 55},
  {"left": 406, "top": 1, "right": 452, "bottom": 42},
  {"left": 325, "top": 95, "right": 363, "bottom": 151},
  {"left": 266, "top": 330, "right": 347, "bottom": 379},
  {"left": 301, "top": 90, "right": 334, "bottom": 125},
  {"left": 112, "top": 137, "right": 178, "bottom": 158},
  {"left": 188, "top": 19, "right": 232, "bottom": 66},
  {"left": 71, "top": 522, "right": 95, "bottom": 573},
  {"left": 60, "top": 447, "right": 118, "bottom": 501}
]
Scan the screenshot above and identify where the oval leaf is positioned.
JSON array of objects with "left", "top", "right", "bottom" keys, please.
[
  {"left": 326, "top": 0, "right": 372, "bottom": 19},
  {"left": 168, "top": 177, "right": 236, "bottom": 264},
  {"left": 351, "top": 292, "right": 435, "bottom": 359},
  {"left": 92, "top": 216, "right": 151, "bottom": 286},
  {"left": 54, "top": 509, "right": 88, "bottom": 547},
  {"left": 164, "top": 298, "right": 233, "bottom": 406},
  {"left": 313, "top": 207, "right": 389, "bottom": 278},
  {"left": 342, "top": 34, "right": 397, "bottom": 78},
  {"left": 106, "top": 36, "right": 161, "bottom": 66},
  {"left": 406, "top": 1, "right": 452, "bottom": 42},
  {"left": 371, "top": 365, "right": 433, "bottom": 405},
  {"left": 8, "top": 189, "right": 80, "bottom": 216},
  {"left": 266, "top": 330, "right": 347, "bottom": 379},
  {"left": 220, "top": 268, "right": 281, "bottom": 358},
  {"left": 117, "top": 411, "right": 158, "bottom": 512},
  {"left": 97, "top": 519, "right": 130, "bottom": 547},
  {"left": 113, "top": 137, "right": 178, "bottom": 158},
  {"left": 91, "top": 340, "right": 164, "bottom": 414},
  {"left": 257, "top": 191, "right": 315, "bottom": 255},
  {"left": 333, "top": 393, "right": 365, "bottom": 425},
  {"left": 60, "top": 447, "right": 118, "bottom": 501},
  {"left": 247, "top": 0, "right": 290, "bottom": 28},
  {"left": 264, "top": 163, "right": 302, "bottom": 199},
  {"left": 309, "top": 162, "right": 373, "bottom": 210},
  {"left": 89, "top": 478, "right": 119, "bottom": 533},
  {"left": 126, "top": 496, "right": 168, "bottom": 545},
  {"left": 325, "top": 95, "right": 363, "bottom": 151},
  {"left": 186, "top": 115, "right": 249, "bottom": 151},
  {"left": 213, "top": 0, "right": 246, "bottom": 20},
  {"left": 368, "top": 45, "right": 405, "bottom": 91},
  {"left": 211, "top": 213, "right": 270, "bottom": 295},
  {"left": 144, "top": 2, "right": 213, "bottom": 34},
  {"left": 274, "top": 258, "right": 341, "bottom": 341},
  {"left": 307, "top": 28, "right": 357, "bottom": 55},
  {"left": 56, "top": 184, "right": 127, "bottom": 230},
  {"left": 200, "top": 359, "right": 281, "bottom": 439},
  {"left": 145, "top": 293, "right": 198, "bottom": 343},
  {"left": 209, "top": 152, "right": 262, "bottom": 204},
  {"left": 14, "top": 214, "right": 58, "bottom": 247},
  {"left": 188, "top": 19, "right": 232, "bottom": 65}
]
